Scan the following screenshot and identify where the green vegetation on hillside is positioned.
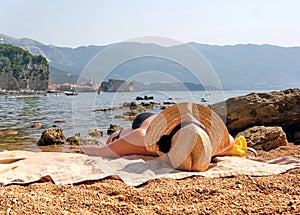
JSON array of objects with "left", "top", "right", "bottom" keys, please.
[
  {"left": 0, "top": 44, "right": 49, "bottom": 91},
  {"left": 0, "top": 44, "right": 48, "bottom": 78}
]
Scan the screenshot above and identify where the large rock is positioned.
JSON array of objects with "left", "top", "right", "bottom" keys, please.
[
  {"left": 37, "top": 127, "right": 66, "bottom": 146},
  {"left": 66, "top": 134, "right": 81, "bottom": 145},
  {"left": 236, "top": 126, "right": 288, "bottom": 151},
  {"left": 210, "top": 88, "right": 300, "bottom": 143}
]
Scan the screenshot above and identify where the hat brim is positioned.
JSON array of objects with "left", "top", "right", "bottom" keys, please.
[{"left": 145, "top": 102, "right": 231, "bottom": 157}]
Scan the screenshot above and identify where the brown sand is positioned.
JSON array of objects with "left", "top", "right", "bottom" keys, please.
[{"left": 1, "top": 143, "right": 299, "bottom": 215}]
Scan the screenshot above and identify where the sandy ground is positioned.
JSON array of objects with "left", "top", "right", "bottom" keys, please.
[{"left": 0, "top": 143, "right": 299, "bottom": 215}]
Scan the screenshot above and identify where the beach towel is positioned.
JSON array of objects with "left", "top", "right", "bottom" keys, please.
[{"left": 0, "top": 150, "right": 299, "bottom": 186}]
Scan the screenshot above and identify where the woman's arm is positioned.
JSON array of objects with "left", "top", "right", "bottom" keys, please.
[
  {"left": 80, "top": 128, "right": 157, "bottom": 157},
  {"left": 79, "top": 144, "right": 119, "bottom": 158}
]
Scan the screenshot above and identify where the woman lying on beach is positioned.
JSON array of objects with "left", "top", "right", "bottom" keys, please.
[
  {"left": 80, "top": 102, "right": 235, "bottom": 172},
  {"left": 80, "top": 112, "right": 158, "bottom": 157}
]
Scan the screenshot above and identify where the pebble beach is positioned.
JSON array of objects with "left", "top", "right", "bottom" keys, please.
[{"left": 0, "top": 142, "right": 299, "bottom": 214}]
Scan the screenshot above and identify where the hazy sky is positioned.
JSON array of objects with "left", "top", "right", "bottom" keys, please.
[{"left": 1, "top": 0, "right": 300, "bottom": 47}]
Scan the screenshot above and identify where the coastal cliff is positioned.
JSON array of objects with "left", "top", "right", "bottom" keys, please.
[{"left": 0, "top": 44, "right": 49, "bottom": 91}]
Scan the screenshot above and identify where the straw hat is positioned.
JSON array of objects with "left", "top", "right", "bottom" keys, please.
[{"left": 144, "top": 102, "right": 232, "bottom": 172}]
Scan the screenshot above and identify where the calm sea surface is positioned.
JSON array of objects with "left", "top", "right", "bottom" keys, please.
[{"left": 0, "top": 90, "right": 270, "bottom": 152}]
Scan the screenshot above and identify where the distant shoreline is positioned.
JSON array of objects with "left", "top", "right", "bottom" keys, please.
[
  {"left": 0, "top": 89, "right": 48, "bottom": 95},
  {"left": 0, "top": 87, "right": 297, "bottom": 97}
]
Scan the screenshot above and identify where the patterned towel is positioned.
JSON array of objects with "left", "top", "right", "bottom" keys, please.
[{"left": 0, "top": 151, "right": 299, "bottom": 186}]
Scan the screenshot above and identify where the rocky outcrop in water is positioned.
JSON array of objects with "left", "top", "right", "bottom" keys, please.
[
  {"left": 107, "top": 124, "right": 122, "bottom": 135},
  {"left": 37, "top": 128, "right": 66, "bottom": 146},
  {"left": 66, "top": 134, "right": 101, "bottom": 146},
  {"left": 210, "top": 88, "right": 300, "bottom": 144},
  {"left": 0, "top": 129, "right": 18, "bottom": 136},
  {"left": 88, "top": 128, "right": 103, "bottom": 138}
]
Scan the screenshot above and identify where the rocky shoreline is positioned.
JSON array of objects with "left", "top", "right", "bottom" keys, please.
[
  {"left": 0, "top": 89, "right": 48, "bottom": 94},
  {"left": 1, "top": 88, "right": 299, "bottom": 152},
  {"left": 37, "top": 88, "right": 300, "bottom": 152}
]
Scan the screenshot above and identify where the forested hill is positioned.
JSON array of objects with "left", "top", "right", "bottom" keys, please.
[{"left": 0, "top": 44, "right": 49, "bottom": 91}]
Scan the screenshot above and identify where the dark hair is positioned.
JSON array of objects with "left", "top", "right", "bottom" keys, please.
[
  {"left": 132, "top": 112, "right": 155, "bottom": 129},
  {"left": 156, "top": 121, "right": 208, "bottom": 153}
]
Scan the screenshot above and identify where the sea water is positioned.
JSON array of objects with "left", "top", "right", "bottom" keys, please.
[{"left": 0, "top": 90, "right": 270, "bottom": 152}]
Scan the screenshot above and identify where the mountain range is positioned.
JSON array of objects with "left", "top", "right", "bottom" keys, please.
[{"left": 1, "top": 33, "right": 299, "bottom": 90}]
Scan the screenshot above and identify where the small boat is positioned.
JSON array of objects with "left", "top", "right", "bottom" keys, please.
[
  {"left": 201, "top": 98, "right": 207, "bottom": 102},
  {"left": 64, "top": 90, "right": 78, "bottom": 96}
]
